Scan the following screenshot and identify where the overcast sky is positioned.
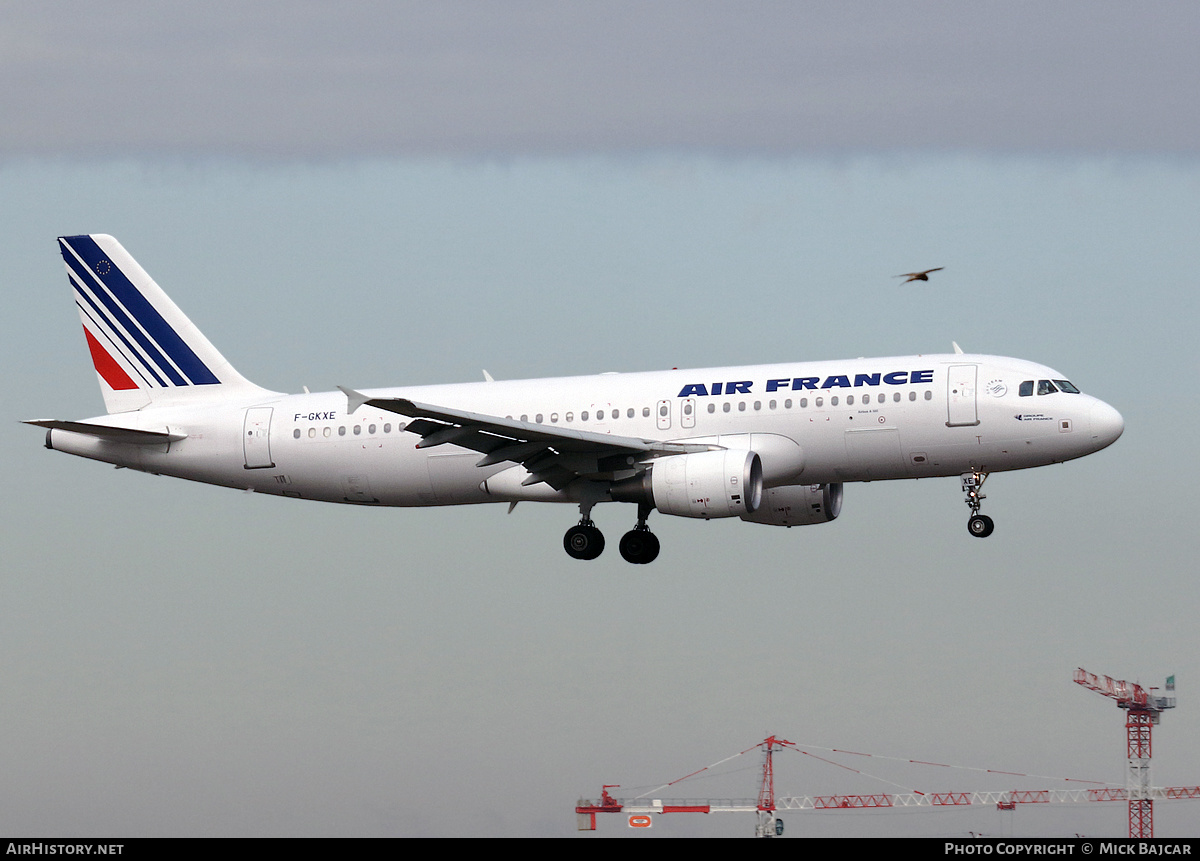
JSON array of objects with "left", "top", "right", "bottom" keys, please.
[
  {"left": 5, "top": 1, "right": 1199, "bottom": 158},
  {"left": 2, "top": 2, "right": 1199, "bottom": 838}
]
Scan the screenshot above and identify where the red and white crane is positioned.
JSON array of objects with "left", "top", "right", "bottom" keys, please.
[
  {"left": 1073, "top": 666, "right": 1179, "bottom": 838},
  {"left": 577, "top": 671, "right": 1200, "bottom": 839}
]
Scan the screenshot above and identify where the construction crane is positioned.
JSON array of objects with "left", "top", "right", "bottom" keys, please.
[
  {"left": 1073, "top": 666, "right": 1177, "bottom": 838},
  {"left": 577, "top": 726, "right": 1200, "bottom": 837},
  {"left": 576, "top": 735, "right": 792, "bottom": 838}
]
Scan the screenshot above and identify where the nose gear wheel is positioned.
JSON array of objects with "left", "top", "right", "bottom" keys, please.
[{"left": 961, "top": 471, "right": 995, "bottom": 538}]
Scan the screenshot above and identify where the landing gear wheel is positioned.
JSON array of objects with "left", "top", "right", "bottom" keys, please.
[
  {"left": 619, "top": 529, "right": 660, "bottom": 564},
  {"left": 961, "top": 472, "right": 993, "bottom": 538},
  {"left": 564, "top": 522, "right": 605, "bottom": 560},
  {"left": 968, "top": 514, "right": 995, "bottom": 538}
]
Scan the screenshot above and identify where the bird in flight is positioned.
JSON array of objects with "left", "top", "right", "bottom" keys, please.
[{"left": 895, "top": 267, "right": 944, "bottom": 283}]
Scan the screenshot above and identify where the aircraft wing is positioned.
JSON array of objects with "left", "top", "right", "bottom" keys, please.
[{"left": 339, "top": 387, "right": 715, "bottom": 490}]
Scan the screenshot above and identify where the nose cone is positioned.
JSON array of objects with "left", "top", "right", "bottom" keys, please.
[{"left": 1088, "top": 399, "right": 1124, "bottom": 451}]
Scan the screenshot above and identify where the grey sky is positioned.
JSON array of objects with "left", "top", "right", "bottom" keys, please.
[
  {"left": 4, "top": 2, "right": 1200, "bottom": 157},
  {"left": 3, "top": 2, "right": 1199, "bottom": 839}
]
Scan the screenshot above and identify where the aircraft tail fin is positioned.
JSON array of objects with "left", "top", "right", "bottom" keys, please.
[{"left": 58, "top": 234, "right": 269, "bottom": 413}]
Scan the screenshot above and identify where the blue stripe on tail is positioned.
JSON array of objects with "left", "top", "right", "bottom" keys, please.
[{"left": 59, "top": 236, "right": 220, "bottom": 386}]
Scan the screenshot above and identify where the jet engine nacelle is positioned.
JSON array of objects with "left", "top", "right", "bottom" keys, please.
[
  {"left": 611, "top": 449, "right": 763, "bottom": 519},
  {"left": 740, "top": 482, "right": 843, "bottom": 527}
]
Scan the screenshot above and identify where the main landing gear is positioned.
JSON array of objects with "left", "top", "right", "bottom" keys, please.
[
  {"left": 563, "top": 520, "right": 604, "bottom": 560},
  {"left": 563, "top": 502, "right": 660, "bottom": 564},
  {"left": 961, "top": 471, "right": 995, "bottom": 538},
  {"left": 618, "top": 504, "right": 660, "bottom": 565}
]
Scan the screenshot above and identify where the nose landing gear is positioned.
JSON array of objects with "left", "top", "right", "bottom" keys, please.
[{"left": 962, "top": 471, "right": 995, "bottom": 538}]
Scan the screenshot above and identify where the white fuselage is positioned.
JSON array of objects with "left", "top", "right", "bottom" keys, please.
[{"left": 47, "top": 352, "right": 1124, "bottom": 509}]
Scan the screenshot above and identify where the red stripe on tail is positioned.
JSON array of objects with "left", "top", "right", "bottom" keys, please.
[{"left": 83, "top": 327, "right": 138, "bottom": 391}]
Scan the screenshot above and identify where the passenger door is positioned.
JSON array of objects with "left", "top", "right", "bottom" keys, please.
[
  {"left": 242, "top": 407, "right": 275, "bottom": 469},
  {"left": 946, "top": 365, "right": 979, "bottom": 427}
]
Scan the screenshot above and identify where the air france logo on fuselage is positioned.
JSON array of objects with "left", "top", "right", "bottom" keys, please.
[{"left": 676, "top": 369, "right": 934, "bottom": 398}]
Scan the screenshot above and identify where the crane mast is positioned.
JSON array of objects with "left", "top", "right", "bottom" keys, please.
[
  {"left": 1074, "top": 667, "right": 1176, "bottom": 838},
  {"left": 755, "top": 735, "right": 789, "bottom": 838}
]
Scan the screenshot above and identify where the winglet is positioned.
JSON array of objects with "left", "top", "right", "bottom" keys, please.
[
  {"left": 338, "top": 385, "right": 369, "bottom": 414},
  {"left": 952, "top": 341, "right": 964, "bottom": 354},
  {"left": 483, "top": 369, "right": 495, "bottom": 382}
]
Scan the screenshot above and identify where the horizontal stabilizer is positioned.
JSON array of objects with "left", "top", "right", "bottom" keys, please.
[{"left": 23, "top": 419, "right": 186, "bottom": 445}]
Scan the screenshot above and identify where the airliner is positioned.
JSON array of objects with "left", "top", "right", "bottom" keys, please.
[{"left": 27, "top": 235, "right": 1124, "bottom": 564}]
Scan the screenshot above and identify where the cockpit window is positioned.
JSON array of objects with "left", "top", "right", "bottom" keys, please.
[
  {"left": 1019, "top": 380, "right": 1034, "bottom": 397},
  {"left": 1037, "top": 380, "right": 1058, "bottom": 395},
  {"left": 1053, "top": 379, "right": 1081, "bottom": 394}
]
